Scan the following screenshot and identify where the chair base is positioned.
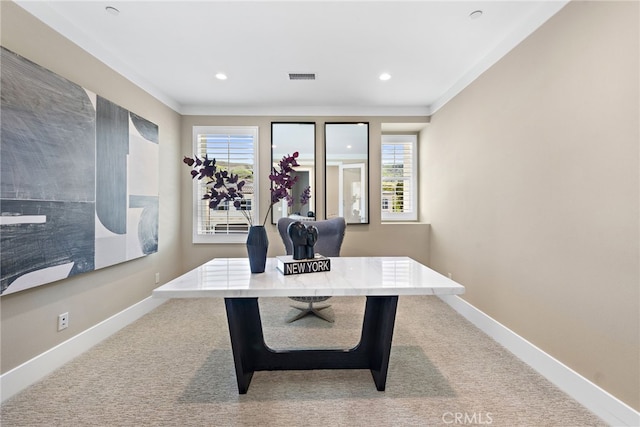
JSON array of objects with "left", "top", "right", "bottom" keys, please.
[{"left": 287, "top": 302, "right": 334, "bottom": 323}]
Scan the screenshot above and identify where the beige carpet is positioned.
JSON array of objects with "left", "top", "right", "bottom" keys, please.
[{"left": 1, "top": 296, "right": 605, "bottom": 426}]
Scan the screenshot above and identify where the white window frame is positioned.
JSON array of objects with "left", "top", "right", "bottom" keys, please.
[
  {"left": 381, "top": 134, "right": 418, "bottom": 221},
  {"left": 191, "top": 126, "right": 259, "bottom": 244}
]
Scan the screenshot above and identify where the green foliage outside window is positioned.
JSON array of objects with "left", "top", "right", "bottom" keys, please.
[{"left": 382, "top": 180, "right": 404, "bottom": 212}]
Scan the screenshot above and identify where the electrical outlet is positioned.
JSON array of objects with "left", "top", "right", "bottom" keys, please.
[
  {"left": 58, "top": 312, "right": 69, "bottom": 331},
  {"left": 155, "top": 272, "right": 160, "bottom": 284}
]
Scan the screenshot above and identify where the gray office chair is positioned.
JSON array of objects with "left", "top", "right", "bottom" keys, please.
[{"left": 277, "top": 217, "right": 346, "bottom": 323}]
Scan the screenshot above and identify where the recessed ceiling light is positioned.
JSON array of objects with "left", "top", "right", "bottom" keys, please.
[
  {"left": 470, "top": 10, "right": 483, "bottom": 20},
  {"left": 379, "top": 73, "right": 391, "bottom": 81},
  {"left": 105, "top": 6, "right": 120, "bottom": 16},
  {"left": 215, "top": 73, "right": 227, "bottom": 80},
  {"left": 347, "top": 145, "right": 352, "bottom": 149}
]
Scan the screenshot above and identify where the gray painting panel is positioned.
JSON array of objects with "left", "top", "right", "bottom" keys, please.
[
  {"left": 0, "top": 47, "right": 95, "bottom": 202},
  {"left": 96, "top": 96, "right": 128, "bottom": 235},
  {"left": 130, "top": 112, "right": 159, "bottom": 144},
  {"left": 130, "top": 195, "right": 159, "bottom": 254},
  {"left": 0, "top": 200, "right": 95, "bottom": 294}
]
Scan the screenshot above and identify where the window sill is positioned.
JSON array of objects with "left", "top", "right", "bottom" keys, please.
[
  {"left": 193, "top": 234, "right": 248, "bottom": 244},
  {"left": 381, "top": 221, "right": 430, "bottom": 226}
]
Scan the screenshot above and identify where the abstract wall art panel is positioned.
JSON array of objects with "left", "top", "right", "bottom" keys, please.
[{"left": 0, "top": 47, "right": 159, "bottom": 295}]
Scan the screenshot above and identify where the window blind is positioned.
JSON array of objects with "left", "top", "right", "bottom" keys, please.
[
  {"left": 195, "top": 131, "right": 255, "bottom": 235},
  {"left": 381, "top": 139, "right": 415, "bottom": 220}
]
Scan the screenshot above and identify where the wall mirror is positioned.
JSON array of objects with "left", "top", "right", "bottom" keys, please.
[
  {"left": 271, "top": 122, "right": 316, "bottom": 224},
  {"left": 325, "top": 122, "right": 369, "bottom": 224}
]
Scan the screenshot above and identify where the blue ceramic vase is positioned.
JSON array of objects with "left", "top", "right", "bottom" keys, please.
[{"left": 246, "top": 225, "right": 268, "bottom": 273}]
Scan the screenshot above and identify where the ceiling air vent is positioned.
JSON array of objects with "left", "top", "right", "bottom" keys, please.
[{"left": 288, "top": 73, "right": 316, "bottom": 80}]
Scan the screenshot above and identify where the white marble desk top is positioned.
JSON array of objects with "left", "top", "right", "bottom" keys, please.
[{"left": 153, "top": 257, "right": 465, "bottom": 299}]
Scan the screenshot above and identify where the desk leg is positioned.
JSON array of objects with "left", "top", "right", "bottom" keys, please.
[
  {"left": 224, "top": 298, "right": 263, "bottom": 394},
  {"left": 360, "top": 296, "right": 399, "bottom": 391},
  {"left": 224, "top": 296, "right": 399, "bottom": 394}
]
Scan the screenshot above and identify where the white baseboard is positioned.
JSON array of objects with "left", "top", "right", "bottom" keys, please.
[
  {"left": 439, "top": 294, "right": 640, "bottom": 427},
  {"left": 0, "top": 296, "right": 165, "bottom": 403}
]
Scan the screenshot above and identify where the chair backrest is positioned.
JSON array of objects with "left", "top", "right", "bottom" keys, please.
[{"left": 277, "top": 217, "right": 346, "bottom": 257}]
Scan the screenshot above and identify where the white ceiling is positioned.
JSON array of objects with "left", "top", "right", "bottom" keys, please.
[{"left": 15, "top": 0, "right": 568, "bottom": 116}]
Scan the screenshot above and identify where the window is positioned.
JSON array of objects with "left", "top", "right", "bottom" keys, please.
[
  {"left": 191, "top": 126, "right": 259, "bottom": 243},
  {"left": 381, "top": 134, "right": 417, "bottom": 221}
]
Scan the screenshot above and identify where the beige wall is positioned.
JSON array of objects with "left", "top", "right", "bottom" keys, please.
[
  {"left": 0, "top": 2, "right": 183, "bottom": 373},
  {"left": 180, "top": 116, "right": 431, "bottom": 271},
  {"left": 424, "top": 1, "right": 639, "bottom": 410}
]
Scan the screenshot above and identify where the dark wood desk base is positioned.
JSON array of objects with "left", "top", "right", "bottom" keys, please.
[{"left": 224, "top": 296, "right": 399, "bottom": 394}]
